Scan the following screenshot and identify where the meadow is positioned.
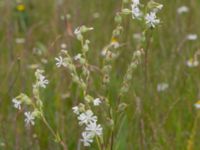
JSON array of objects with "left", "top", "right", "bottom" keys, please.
[{"left": 0, "top": 0, "right": 200, "bottom": 149}]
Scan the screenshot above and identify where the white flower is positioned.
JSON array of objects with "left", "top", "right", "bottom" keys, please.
[
  {"left": 157, "top": 83, "right": 169, "bottom": 92},
  {"left": 131, "top": 6, "right": 142, "bottom": 19},
  {"left": 177, "top": 6, "right": 189, "bottom": 14},
  {"left": 85, "top": 122, "right": 103, "bottom": 136},
  {"left": 60, "top": 43, "right": 67, "bottom": 49},
  {"left": 74, "top": 27, "right": 81, "bottom": 35},
  {"left": 72, "top": 106, "right": 80, "bottom": 115},
  {"left": 78, "top": 110, "right": 97, "bottom": 125},
  {"left": 15, "top": 38, "right": 25, "bottom": 44},
  {"left": 186, "top": 34, "right": 198, "bottom": 41},
  {"left": 74, "top": 53, "right": 82, "bottom": 61},
  {"left": 93, "top": 98, "right": 101, "bottom": 106},
  {"left": 12, "top": 98, "right": 22, "bottom": 110},
  {"left": 37, "top": 74, "right": 49, "bottom": 88},
  {"left": 145, "top": 12, "right": 160, "bottom": 28},
  {"left": 186, "top": 58, "right": 199, "bottom": 67},
  {"left": 132, "top": 0, "right": 140, "bottom": 6},
  {"left": 55, "top": 56, "right": 67, "bottom": 67},
  {"left": 81, "top": 132, "right": 93, "bottom": 146},
  {"left": 194, "top": 100, "right": 200, "bottom": 109},
  {"left": 24, "top": 112, "right": 35, "bottom": 126}
]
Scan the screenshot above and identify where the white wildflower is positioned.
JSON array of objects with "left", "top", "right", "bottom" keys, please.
[
  {"left": 131, "top": 6, "right": 142, "bottom": 19},
  {"left": 37, "top": 74, "right": 49, "bottom": 88},
  {"left": 177, "top": 6, "right": 189, "bottom": 14},
  {"left": 81, "top": 132, "right": 93, "bottom": 147},
  {"left": 74, "top": 53, "right": 82, "bottom": 61},
  {"left": 12, "top": 98, "right": 22, "bottom": 110},
  {"left": 186, "top": 58, "right": 199, "bottom": 67},
  {"left": 15, "top": 38, "right": 25, "bottom": 44},
  {"left": 85, "top": 122, "right": 103, "bottom": 136},
  {"left": 186, "top": 34, "right": 198, "bottom": 41},
  {"left": 55, "top": 56, "right": 67, "bottom": 67},
  {"left": 157, "top": 83, "right": 169, "bottom": 92},
  {"left": 145, "top": 12, "right": 160, "bottom": 28},
  {"left": 60, "top": 43, "right": 67, "bottom": 49},
  {"left": 72, "top": 106, "right": 80, "bottom": 115},
  {"left": 93, "top": 98, "right": 101, "bottom": 106},
  {"left": 194, "top": 100, "right": 200, "bottom": 109},
  {"left": 74, "top": 27, "right": 81, "bottom": 35},
  {"left": 78, "top": 110, "right": 97, "bottom": 125},
  {"left": 132, "top": 0, "right": 140, "bottom": 6},
  {"left": 24, "top": 112, "right": 35, "bottom": 126}
]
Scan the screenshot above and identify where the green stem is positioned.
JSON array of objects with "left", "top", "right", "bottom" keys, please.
[
  {"left": 96, "top": 136, "right": 102, "bottom": 150},
  {"left": 187, "top": 111, "right": 200, "bottom": 150},
  {"left": 41, "top": 115, "right": 68, "bottom": 150}
]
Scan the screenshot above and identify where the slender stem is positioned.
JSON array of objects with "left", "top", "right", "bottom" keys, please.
[
  {"left": 110, "top": 129, "right": 114, "bottom": 150},
  {"left": 144, "top": 30, "right": 152, "bottom": 90},
  {"left": 96, "top": 136, "right": 102, "bottom": 150},
  {"left": 41, "top": 115, "right": 68, "bottom": 150},
  {"left": 187, "top": 111, "right": 200, "bottom": 150}
]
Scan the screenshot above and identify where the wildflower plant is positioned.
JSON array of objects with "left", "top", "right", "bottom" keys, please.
[
  {"left": 13, "top": 0, "right": 163, "bottom": 149},
  {"left": 12, "top": 69, "right": 67, "bottom": 149}
]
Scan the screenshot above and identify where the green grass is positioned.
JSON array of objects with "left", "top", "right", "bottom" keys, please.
[{"left": 1, "top": 0, "right": 200, "bottom": 149}]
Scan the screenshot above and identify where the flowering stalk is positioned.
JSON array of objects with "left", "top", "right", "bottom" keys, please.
[{"left": 12, "top": 69, "right": 68, "bottom": 150}]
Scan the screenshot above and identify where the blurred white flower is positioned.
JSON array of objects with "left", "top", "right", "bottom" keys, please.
[
  {"left": 38, "top": 74, "right": 49, "bottom": 88},
  {"left": 81, "top": 132, "right": 93, "bottom": 146},
  {"left": 131, "top": 6, "right": 142, "bottom": 19},
  {"left": 60, "top": 43, "right": 67, "bottom": 49},
  {"left": 93, "top": 12, "right": 100, "bottom": 19},
  {"left": 15, "top": 38, "right": 25, "bottom": 44},
  {"left": 24, "top": 112, "right": 35, "bottom": 126},
  {"left": 72, "top": 106, "right": 80, "bottom": 115},
  {"left": 145, "top": 12, "right": 160, "bottom": 28},
  {"left": 55, "top": 56, "right": 67, "bottom": 67},
  {"left": 132, "top": 0, "right": 140, "bottom": 6},
  {"left": 186, "top": 34, "right": 198, "bottom": 41},
  {"left": 177, "top": 6, "right": 189, "bottom": 14},
  {"left": 85, "top": 122, "right": 103, "bottom": 136},
  {"left": 74, "top": 27, "right": 81, "bottom": 35},
  {"left": 41, "top": 58, "right": 48, "bottom": 64},
  {"left": 186, "top": 58, "right": 199, "bottom": 67},
  {"left": 78, "top": 110, "right": 97, "bottom": 125},
  {"left": 74, "top": 53, "right": 82, "bottom": 61},
  {"left": 93, "top": 98, "right": 101, "bottom": 106},
  {"left": 12, "top": 98, "right": 21, "bottom": 110},
  {"left": 157, "top": 83, "right": 169, "bottom": 92},
  {"left": 0, "top": 142, "right": 5, "bottom": 147},
  {"left": 194, "top": 100, "right": 200, "bottom": 109}
]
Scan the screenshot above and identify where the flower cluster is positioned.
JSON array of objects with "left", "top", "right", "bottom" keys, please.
[
  {"left": 12, "top": 69, "right": 49, "bottom": 127},
  {"left": 55, "top": 26, "right": 94, "bottom": 90},
  {"left": 72, "top": 98, "right": 103, "bottom": 146},
  {"left": 122, "top": 0, "right": 163, "bottom": 28},
  {"left": 55, "top": 26, "right": 103, "bottom": 147},
  {"left": 55, "top": 50, "right": 86, "bottom": 90},
  {"left": 131, "top": 0, "right": 142, "bottom": 19}
]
